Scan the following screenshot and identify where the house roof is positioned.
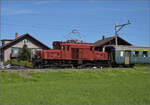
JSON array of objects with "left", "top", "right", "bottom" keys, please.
[
  {"left": 1, "top": 39, "right": 14, "bottom": 41},
  {"left": 94, "top": 36, "right": 132, "bottom": 47},
  {"left": 0, "top": 33, "right": 50, "bottom": 49}
]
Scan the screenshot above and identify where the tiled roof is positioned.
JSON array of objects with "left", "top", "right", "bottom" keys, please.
[
  {"left": 94, "top": 36, "right": 115, "bottom": 46},
  {"left": 94, "top": 36, "right": 132, "bottom": 47}
]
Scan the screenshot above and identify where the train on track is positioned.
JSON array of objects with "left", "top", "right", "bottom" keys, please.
[{"left": 33, "top": 41, "right": 150, "bottom": 68}]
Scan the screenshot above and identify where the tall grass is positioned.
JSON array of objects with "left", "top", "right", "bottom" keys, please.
[{"left": 0, "top": 68, "right": 150, "bottom": 105}]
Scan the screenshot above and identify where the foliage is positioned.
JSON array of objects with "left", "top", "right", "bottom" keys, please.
[
  {"left": 4, "top": 59, "right": 33, "bottom": 68},
  {"left": 4, "top": 59, "right": 16, "bottom": 65},
  {"left": 18, "top": 44, "right": 31, "bottom": 61},
  {"left": 0, "top": 68, "right": 150, "bottom": 105}
]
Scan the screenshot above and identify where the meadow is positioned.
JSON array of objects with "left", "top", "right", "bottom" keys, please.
[{"left": 0, "top": 67, "right": 150, "bottom": 105}]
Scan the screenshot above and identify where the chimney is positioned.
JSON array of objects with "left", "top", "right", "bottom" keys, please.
[
  {"left": 15, "top": 32, "right": 18, "bottom": 39},
  {"left": 102, "top": 35, "right": 105, "bottom": 40}
]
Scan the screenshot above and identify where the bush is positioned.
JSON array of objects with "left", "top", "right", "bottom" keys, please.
[
  {"left": 4, "top": 59, "right": 33, "bottom": 68},
  {"left": 18, "top": 44, "right": 31, "bottom": 61},
  {"left": 4, "top": 59, "right": 17, "bottom": 65}
]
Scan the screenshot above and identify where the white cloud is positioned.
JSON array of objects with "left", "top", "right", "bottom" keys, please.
[
  {"left": 35, "top": 1, "right": 50, "bottom": 5},
  {"left": 93, "top": 6, "right": 150, "bottom": 12},
  {"left": 34, "top": 1, "right": 62, "bottom": 5},
  {"left": 2, "top": 7, "right": 38, "bottom": 16}
]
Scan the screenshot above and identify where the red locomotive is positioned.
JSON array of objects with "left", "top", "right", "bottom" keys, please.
[{"left": 33, "top": 41, "right": 108, "bottom": 68}]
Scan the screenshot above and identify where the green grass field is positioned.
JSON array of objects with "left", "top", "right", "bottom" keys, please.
[{"left": 0, "top": 68, "right": 150, "bottom": 105}]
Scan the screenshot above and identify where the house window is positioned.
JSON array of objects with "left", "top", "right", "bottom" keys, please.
[
  {"left": 143, "top": 51, "right": 148, "bottom": 57},
  {"left": 120, "top": 51, "right": 124, "bottom": 57},
  {"left": 24, "top": 39, "right": 28, "bottom": 44},
  {"left": 34, "top": 48, "right": 37, "bottom": 53},
  {"left": 11, "top": 48, "right": 19, "bottom": 54},
  {"left": 32, "top": 48, "right": 37, "bottom": 55}
]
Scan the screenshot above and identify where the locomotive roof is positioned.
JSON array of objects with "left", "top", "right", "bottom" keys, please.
[{"left": 104, "top": 45, "right": 150, "bottom": 51}]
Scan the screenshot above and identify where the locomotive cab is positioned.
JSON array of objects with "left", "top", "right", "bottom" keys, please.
[{"left": 53, "top": 41, "right": 95, "bottom": 60}]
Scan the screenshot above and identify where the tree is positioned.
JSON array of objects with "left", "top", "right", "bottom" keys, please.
[{"left": 19, "top": 44, "right": 31, "bottom": 61}]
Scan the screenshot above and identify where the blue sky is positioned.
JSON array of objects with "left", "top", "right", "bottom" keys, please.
[{"left": 1, "top": 0, "right": 150, "bottom": 47}]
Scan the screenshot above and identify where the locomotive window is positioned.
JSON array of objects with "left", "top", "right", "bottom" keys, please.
[
  {"left": 67, "top": 46, "right": 70, "bottom": 51},
  {"left": 61, "top": 46, "right": 65, "bottom": 50},
  {"left": 142, "top": 51, "right": 148, "bottom": 57},
  {"left": 90, "top": 47, "right": 93, "bottom": 51}
]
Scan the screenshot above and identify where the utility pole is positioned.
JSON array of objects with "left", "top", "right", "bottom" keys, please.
[
  {"left": 115, "top": 20, "right": 131, "bottom": 46},
  {"left": 0, "top": 0, "right": 2, "bottom": 62},
  {"left": 115, "top": 23, "right": 118, "bottom": 45}
]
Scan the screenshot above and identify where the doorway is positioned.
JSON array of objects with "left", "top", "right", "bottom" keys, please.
[
  {"left": 72, "top": 48, "right": 79, "bottom": 59},
  {"left": 125, "top": 51, "right": 130, "bottom": 65}
]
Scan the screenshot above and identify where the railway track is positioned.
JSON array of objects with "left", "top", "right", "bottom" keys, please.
[{"left": 0, "top": 65, "right": 149, "bottom": 73}]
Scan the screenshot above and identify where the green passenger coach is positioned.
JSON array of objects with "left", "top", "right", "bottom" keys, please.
[{"left": 103, "top": 45, "right": 150, "bottom": 66}]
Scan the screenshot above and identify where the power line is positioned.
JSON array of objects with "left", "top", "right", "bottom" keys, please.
[{"left": 115, "top": 20, "right": 131, "bottom": 46}]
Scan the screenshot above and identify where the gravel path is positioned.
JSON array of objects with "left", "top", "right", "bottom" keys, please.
[
  {"left": 0, "top": 68, "right": 104, "bottom": 72},
  {"left": 0, "top": 66, "right": 149, "bottom": 73}
]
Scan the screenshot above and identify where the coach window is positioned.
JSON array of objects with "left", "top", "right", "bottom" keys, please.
[
  {"left": 132, "top": 51, "right": 135, "bottom": 56},
  {"left": 120, "top": 51, "right": 124, "bottom": 57},
  {"left": 67, "top": 46, "right": 70, "bottom": 51},
  {"left": 135, "top": 51, "right": 139, "bottom": 57},
  {"left": 143, "top": 51, "right": 148, "bottom": 57}
]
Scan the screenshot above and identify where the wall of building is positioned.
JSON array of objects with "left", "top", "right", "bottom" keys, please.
[
  {"left": 4, "top": 48, "right": 11, "bottom": 62},
  {"left": 3, "top": 38, "right": 44, "bottom": 62},
  {"left": 2, "top": 40, "right": 13, "bottom": 46}
]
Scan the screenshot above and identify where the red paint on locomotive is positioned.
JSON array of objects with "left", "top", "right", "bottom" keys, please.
[{"left": 36, "top": 41, "right": 108, "bottom": 61}]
